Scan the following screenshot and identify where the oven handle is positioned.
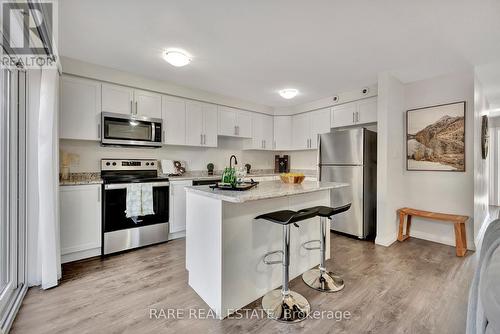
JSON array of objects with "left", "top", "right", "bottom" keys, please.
[{"left": 105, "top": 181, "right": 170, "bottom": 190}]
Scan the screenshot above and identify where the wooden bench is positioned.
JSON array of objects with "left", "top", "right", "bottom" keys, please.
[{"left": 397, "top": 207, "right": 469, "bottom": 257}]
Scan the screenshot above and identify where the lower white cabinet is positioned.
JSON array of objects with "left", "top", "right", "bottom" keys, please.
[
  {"left": 60, "top": 184, "right": 102, "bottom": 263},
  {"left": 169, "top": 180, "right": 193, "bottom": 236}
]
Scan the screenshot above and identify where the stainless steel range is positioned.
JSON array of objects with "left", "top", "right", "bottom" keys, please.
[{"left": 101, "top": 159, "right": 169, "bottom": 255}]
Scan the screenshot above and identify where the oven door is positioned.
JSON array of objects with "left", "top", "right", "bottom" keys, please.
[
  {"left": 103, "top": 181, "right": 169, "bottom": 254},
  {"left": 101, "top": 112, "right": 162, "bottom": 147}
]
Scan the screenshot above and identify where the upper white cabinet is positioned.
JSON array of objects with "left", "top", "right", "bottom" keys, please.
[
  {"left": 134, "top": 89, "right": 162, "bottom": 119},
  {"left": 60, "top": 184, "right": 101, "bottom": 263},
  {"left": 292, "top": 108, "right": 330, "bottom": 150},
  {"left": 186, "top": 101, "right": 218, "bottom": 147},
  {"left": 331, "top": 97, "right": 377, "bottom": 128},
  {"left": 102, "top": 83, "right": 161, "bottom": 118},
  {"left": 246, "top": 113, "right": 273, "bottom": 150},
  {"left": 218, "top": 106, "right": 252, "bottom": 138},
  {"left": 162, "top": 96, "right": 186, "bottom": 145},
  {"left": 273, "top": 116, "right": 292, "bottom": 150},
  {"left": 60, "top": 76, "right": 101, "bottom": 141},
  {"left": 102, "top": 83, "right": 134, "bottom": 115}
]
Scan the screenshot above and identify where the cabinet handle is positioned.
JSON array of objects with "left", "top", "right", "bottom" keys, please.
[
  {"left": 97, "top": 123, "right": 101, "bottom": 139},
  {"left": 234, "top": 126, "right": 237, "bottom": 136},
  {"left": 264, "top": 140, "right": 266, "bottom": 149},
  {"left": 162, "top": 130, "right": 165, "bottom": 142},
  {"left": 130, "top": 100, "right": 133, "bottom": 114},
  {"left": 203, "top": 134, "right": 206, "bottom": 145},
  {"left": 352, "top": 112, "right": 355, "bottom": 123},
  {"left": 236, "top": 125, "right": 239, "bottom": 136},
  {"left": 200, "top": 134, "right": 203, "bottom": 145},
  {"left": 356, "top": 112, "right": 360, "bottom": 123},
  {"left": 135, "top": 101, "right": 138, "bottom": 115}
]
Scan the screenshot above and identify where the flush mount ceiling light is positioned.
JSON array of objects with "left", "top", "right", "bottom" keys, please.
[
  {"left": 279, "top": 88, "right": 299, "bottom": 99},
  {"left": 163, "top": 49, "right": 191, "bottom": 67}
]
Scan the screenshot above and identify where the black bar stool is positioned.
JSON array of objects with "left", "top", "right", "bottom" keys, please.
[
  {"left": 255, "top": 208, "right": 319, "bottom": 323},
  {"left": 300, "top": 204, "right": 351, "bottom": 292}
]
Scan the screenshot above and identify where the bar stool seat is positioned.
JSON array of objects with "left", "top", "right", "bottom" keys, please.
[
  {"left": 300, "top": 204, "right": 351, "bottom": 292},
  {"left": 255, "top": 208, "right": 318, "bottom": 323}
]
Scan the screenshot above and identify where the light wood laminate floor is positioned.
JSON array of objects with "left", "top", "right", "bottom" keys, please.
[{"left": 11, "top": 234, "right": 476, "bottom": 333}]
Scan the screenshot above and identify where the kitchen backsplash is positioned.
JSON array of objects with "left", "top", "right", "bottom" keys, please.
[{"left": 60, "top": 137, "right": 279, "bottom": 173}]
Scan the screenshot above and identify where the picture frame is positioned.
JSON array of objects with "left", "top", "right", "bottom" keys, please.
[{"left": 406, "top": 101, "right": 466, "bottom": 172}]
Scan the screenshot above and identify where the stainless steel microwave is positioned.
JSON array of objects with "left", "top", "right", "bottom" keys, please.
[{"left": 101, "top": 112, "right": 162, "bottom": 147}]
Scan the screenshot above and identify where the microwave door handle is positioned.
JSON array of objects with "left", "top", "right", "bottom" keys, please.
[{"left": 151, "top": 123, "right": 156, "bottom": 142}]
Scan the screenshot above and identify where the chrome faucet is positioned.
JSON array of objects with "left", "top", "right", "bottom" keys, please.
[{"left": 229, "top": 155, "right": 238, "bottom": 169}]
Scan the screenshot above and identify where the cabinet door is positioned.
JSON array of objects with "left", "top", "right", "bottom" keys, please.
[
  {"left": 186, "top": 101, "right": 204, "bottom": 146},
  {"left": 310, "top": 108, "right": 331, "bottom": 149},
  {"left": 273, "top": 116, "right": 292, "bottom": 150},
  {"left": 162, "top": 96, "right": 186, "bottom": 145},
  {"left": 218, "top": 106, "right": 237, "bottom": 136},
  {"left": 60, "top": 185, "right": 101, "bottom": 260},
  {"left": 60, "top": 76, "right": 101, "bottom": 141},
  {"left": 169, "top": 180, "right": 193, "bottom": 234},
  {"left": 236, "top": 110, "right": 252, "bottom": 138},
  {"left": 202, "top": 103, "right": 218, "bottom": 147},
  {"left": 102, "top": 83, "right": 134, "bottom": 115},
  {"left": 332, "top": 102, "right": 356, "bottom": 128},
  {"left": 134, "top": 89, "right": 162, "bottom": 118},
  {"left": 292, "top": 113, "right": 310, "bottom": 150},
  {"left": 357, "top": 97, "right": 377, "bottom": 124},
  {"left": 262, "top": 114, "right": 274, "bottom": 150},
  {"left": 250, "top": 113, "right": 264, "bottom": 149}
]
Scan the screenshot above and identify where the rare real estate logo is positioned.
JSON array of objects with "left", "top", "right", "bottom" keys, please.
[{"left": 1, "top": 1, "right": 56, "bottom": 68}]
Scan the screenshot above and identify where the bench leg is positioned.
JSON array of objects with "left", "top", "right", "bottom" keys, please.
[
  {"left": 398, "top": 213, "right": 410, "bottom": 242},
  {"left": 454, "top": 223, "right": 467, "bottom": 257}
]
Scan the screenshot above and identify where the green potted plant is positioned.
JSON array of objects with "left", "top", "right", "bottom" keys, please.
[{"left": 207, "top": 163, "right": 215, "bottom": 176}]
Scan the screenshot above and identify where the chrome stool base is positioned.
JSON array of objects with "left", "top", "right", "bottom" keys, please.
[
  {"left": 302, "top": 268, "right": 345, "bottom": 292},
  {"left": 262, "top": 289, "right": 310, "bottom": 323}
]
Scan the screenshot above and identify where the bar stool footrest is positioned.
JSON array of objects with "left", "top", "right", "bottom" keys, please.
[{"left": 263, "top": 250, "right": 283, "bottom": 265}]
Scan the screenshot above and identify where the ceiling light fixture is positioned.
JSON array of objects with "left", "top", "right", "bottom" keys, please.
[
  {"left": 163, "top": 49, "right": 191, "bottom": 67},
  {"left": 279, "top": 88, "right": 298, "bottom": 99}
]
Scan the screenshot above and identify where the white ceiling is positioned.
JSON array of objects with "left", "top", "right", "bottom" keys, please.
[{"left": 59, "top": 0, "right": 500, "bottom": 108}]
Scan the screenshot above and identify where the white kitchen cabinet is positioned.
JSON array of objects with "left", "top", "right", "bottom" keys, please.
[
  {"left": 134, "top": 89, "right": 162, "bottom": 118},
  {"left": 162, "top": 96, "right": 186, "bottom": 145},
  {"left": 331, "top": 97, "right": 377, "bottom": 128},
  {"left": 246, "top": 113, "right": 273, "bottom": 150},
  {"left": 60, "top": 184, "right": 102, "bottom": 263},
  {"left": 102, "top": 83, "right": 161, "bottom": 118},
  {"left": 309, "top": 108, "right": 331, "bottom": 149},
  {"left": 60, "top": 76, "right": 101, "bottom": 141},
  {"left": 273, "top": 116, "right": 292, "bottom": 150},
  {"left": 186, "top": 101, "right": 218, "bottom": 147},
  {"left": 102, "top": 83, "right": 134, "bottom": 115},
  {"left": 292, "top": 109, "right": 329, "bottom": 150},
  {"left": 217, "top": 106, "right": 252, "bottom": 138},
  {"left": 357, "top": 97, "right": 377, "bottom": 124},
  {"left": 169, "top": 180, "right": 193, "bottom": 236}
]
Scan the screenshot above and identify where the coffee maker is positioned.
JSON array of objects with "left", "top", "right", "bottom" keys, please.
[{"left": 274, "top": 155, "right": 290, "bottom": 173}]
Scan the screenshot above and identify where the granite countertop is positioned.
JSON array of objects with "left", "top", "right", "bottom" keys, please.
[
  {"left": 59, "top": 169, "right": 317, "bottom": 185},
  {"left": 185, "top": 180, "right": 348, "bottom": 203},
  {"left": 60, "top": 172, "right": 102, "bottom": 186}
]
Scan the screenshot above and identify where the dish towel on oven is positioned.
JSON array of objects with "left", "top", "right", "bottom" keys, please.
[{"left": 125, "top": 184, "right": 155, "bottom": 220}]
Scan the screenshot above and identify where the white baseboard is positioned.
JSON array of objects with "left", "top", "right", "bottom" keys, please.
[
  {"left": 375, "top": 234, "right": 397, "bottom": 247},
  {"left": 61, "top": 247, "right": 101, "bottom": 264},
  {"left": 408, "top": 230, "right": 456, "bottom": 247},
  {"left": 168, "top": 230, "right": 186, "bottom": 240}
]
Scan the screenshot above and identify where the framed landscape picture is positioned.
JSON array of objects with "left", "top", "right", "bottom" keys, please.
[{"left": 406, "top": 101, "right": 466, "bottom": 172}]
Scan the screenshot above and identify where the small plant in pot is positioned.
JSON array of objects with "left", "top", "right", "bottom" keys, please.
[{"left": 207, "top": 163, "right": 215, "bottom": 176}]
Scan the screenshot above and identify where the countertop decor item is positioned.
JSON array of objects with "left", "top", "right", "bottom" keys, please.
[
  {"left": 481, "top": 115, "right": 489, "bottom": 159},
  {"left": 406, "top": 101, "right": 466, "bottom": 172},
  {"left": 280, "top": 173, "right": 305, "bottom": 184},
  {"left": 207, "top": 163, "right": 215, "bottom": 176},
  {"left": 245, "top": 163, "right": 251, "bottom": 174}
]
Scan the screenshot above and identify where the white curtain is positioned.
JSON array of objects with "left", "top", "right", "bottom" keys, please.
[{"left": 27, "top": 67, "right": 61, "bottom": 289}]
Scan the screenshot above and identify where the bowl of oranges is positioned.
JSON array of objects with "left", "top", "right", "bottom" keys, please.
[{"left": 280, "top": 173, "right": 306, "bottom": 184}]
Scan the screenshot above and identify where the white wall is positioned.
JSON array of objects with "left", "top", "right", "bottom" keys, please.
[
  {"left": 60, "top": 137, "right": 276, "bottom": 173},
  {"left": 376, "top": 70, "right": 475, "bottom": 248},
  {"left": 473, "top": 77, "right": 491, "bottom": 245}
]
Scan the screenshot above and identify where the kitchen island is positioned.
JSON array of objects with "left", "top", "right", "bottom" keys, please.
[{"left": 185, "top": 180, "right": 349, "bottom": 319}]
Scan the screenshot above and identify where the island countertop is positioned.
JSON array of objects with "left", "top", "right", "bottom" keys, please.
[{"left": 185, "top": 180, "right": 349, "bottom": 203}]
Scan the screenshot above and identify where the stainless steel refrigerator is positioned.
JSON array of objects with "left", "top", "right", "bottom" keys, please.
[{"left": 318, "top": 128, "right": 377, "bottom": 239}]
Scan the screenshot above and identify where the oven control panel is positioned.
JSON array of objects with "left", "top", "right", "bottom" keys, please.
[{"left": 101, "top": 159, "right": 157, "bottom": 171}]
